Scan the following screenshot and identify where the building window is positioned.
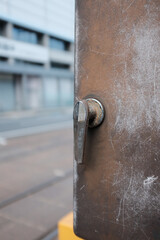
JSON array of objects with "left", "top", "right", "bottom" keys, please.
[
  {"left": 15, "top": 59, "right": 44, "bottom": 67},
  {"left": 0, "top": 57, "right": 8, "bottom": 62},
  {"left": 51, "top": 62, "right": 70, "bottom": 69},
  {"left": 13, "top": 26, "right": 40, "bottom": 44},
  {"left": 50, "top": 37, "right": 70, "bottom": 51},
  {"left": 0, "top": 20, "right": 6, "bottom": 36}
]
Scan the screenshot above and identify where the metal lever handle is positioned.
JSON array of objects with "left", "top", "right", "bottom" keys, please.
[{"left": 74, "top": 98, "right": 104, "bottom": 164}]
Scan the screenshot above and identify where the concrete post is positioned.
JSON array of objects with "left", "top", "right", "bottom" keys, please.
[
  {"left": 42, "top": 34, "right": 50, "bottom": 69},
  {"left": 41, "top": 76, "right": 46, "bottom": 108},
  {"left": 5, "top": 22, "right": 15, "bottom": 65},
  {"left": 70, "top": 43, "right": 74, "bottom": 53},
  {"left": 22, "top": 74, "right": 28, "bottom": 109},
  {"left": 5, "top": 22, "right": 12, "bottom": 39}
]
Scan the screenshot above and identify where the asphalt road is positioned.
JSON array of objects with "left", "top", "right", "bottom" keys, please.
[{"left": 0, "top": 127, "right": 73, "bottom": 240}]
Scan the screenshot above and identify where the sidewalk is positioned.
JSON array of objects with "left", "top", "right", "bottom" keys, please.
[
  {"left": 0, "top": 107, "right": 73, "bottom": 119},
  {"left": 0, "top": 107, "right": 73, "bottom": 139},
  {"left": 0, "top": 128, "right": 73, "bottom": 240}
]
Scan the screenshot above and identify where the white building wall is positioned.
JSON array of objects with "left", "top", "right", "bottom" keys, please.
[
  {"left": 0, "top": 0, "right": 75, "bottom": 41},
  {"left": 0, "top": 36, "right": 48, "bottom": 63},
  {"left": 0, "top": 0, "right": 74, "bottom": 112}
]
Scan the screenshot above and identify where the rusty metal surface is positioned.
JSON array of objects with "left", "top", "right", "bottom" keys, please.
[
  {"left": 74, "top": 0, "right": 160, "bottom": 239},
  {"left": 87, "top": 98, "right": 104, "bottom": 128}
]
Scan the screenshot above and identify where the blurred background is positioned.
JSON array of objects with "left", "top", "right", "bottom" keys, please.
[{"left": 0, "top": 0, "right": 74, "bottom": 239}]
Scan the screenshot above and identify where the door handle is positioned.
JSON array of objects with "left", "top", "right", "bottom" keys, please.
[{"left": 73, "top": 98, "right": 104, "bottom": 164}]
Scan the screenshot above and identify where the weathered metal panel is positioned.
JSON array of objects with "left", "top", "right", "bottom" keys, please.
[{"left": 74, "top": 0, "right": 160, "bottom": 239}]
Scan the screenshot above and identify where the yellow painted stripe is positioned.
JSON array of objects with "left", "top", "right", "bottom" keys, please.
[{"left": 58, "top": 212, "right": 83, "bottom": 240}]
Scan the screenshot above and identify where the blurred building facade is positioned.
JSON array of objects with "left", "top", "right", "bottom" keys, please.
[{"left": 0, "top": 0, "right": 74, "bottom": 112}]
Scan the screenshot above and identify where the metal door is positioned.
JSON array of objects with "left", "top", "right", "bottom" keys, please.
[{"left": 73, "top": 0, "right": 160, "bottom": 239}]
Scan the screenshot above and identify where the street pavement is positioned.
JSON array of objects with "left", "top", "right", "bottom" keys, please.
[
  {"left": 0, "top": 108, "right": 73, "bottom": 138},
  {"left": 0, "top": 127, "right": 73, "bottom": 240}
]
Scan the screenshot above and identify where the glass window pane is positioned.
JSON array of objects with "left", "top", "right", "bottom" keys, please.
[
  {"left": 50, "top": 37, "right": 65, "bottom": 50},
  {"left": 13, "top": 26, "right": 38, "bottom": 44},
  {"left": 0, "top": 21, "right": 5, "bottom": 36}
]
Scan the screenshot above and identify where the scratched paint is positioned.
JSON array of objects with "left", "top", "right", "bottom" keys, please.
[
  {"left": 73, "top": 160, "right": 78, "bottom": 228},
  {"left": 113, "top": 165, "right": 160, "bottom": 226},
  {"left": 75, "top": 6, "right": 79, "bottom": 100},
  {"left": 112, "top": 1, "right": 160, "bottom": 234},
  {"left": 74, "top": 0, "right": 160, "bottom": 239},
  {"left": 113, "top": 4, "right": 160, "bottom": 134}
]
